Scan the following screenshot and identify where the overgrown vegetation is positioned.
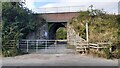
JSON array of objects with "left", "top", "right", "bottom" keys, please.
[
  {"left": 2, "top": 2, "right": 45, "bottom": 57},
  {"left": 56, "top": 27, "right": 67, "bottom": 40},
  {"left": 70, "top": 5, "right": 120, "bottom": 59}
]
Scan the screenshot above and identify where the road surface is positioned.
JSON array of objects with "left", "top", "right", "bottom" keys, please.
[{"left": 1, "top": 44, "right": 119, "bottom": 66}]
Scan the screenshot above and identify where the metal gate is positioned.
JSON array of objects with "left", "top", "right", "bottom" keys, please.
[{"left": 18, "top": 40, "right": 75, "bottom": 54}]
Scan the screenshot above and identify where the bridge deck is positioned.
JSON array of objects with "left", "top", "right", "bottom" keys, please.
[{"left": 40, "top": 12, "right": 79, "bottom": 22}]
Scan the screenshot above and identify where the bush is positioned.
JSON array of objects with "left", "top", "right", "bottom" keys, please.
[
  {"left": 2, "top": 48, "right": 18, "bottom": 57},
  {"left": 89, "top": 49, "right": 106, "bottom": 58},
  {"left": 56, "top": 28, "right": 67, "bottom": 40},
  {"left": 112, "top": 49, "right": 120, "bottom": 59},
  {"left": 2, "top": 2, "right": 45, "bottom": 57},
  {"left": 103, "top": 48, "right": 112, "bottom": 59},
  {"left": 2, "top": 47, "right": 25, "bottom": 57}
]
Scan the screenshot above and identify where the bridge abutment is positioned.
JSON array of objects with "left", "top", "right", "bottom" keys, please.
[{"left": 26, "top": 23, "right": 49, "bottom": 40}]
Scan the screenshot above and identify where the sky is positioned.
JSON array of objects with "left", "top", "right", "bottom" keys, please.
[{"left": 23, "top": 0, "right": 120, "bottom": 14}]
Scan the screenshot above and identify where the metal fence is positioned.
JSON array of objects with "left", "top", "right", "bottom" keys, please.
[{"left": 18, "top": 39, "right": 68, "bottom": 54}]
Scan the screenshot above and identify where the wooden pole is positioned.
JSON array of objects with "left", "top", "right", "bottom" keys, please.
[
  {"left": 86, "top": 22, "right": 89, "bottom": 42},
  {"left": 86, "top": 22, "right": 89, "bottom": 53}
]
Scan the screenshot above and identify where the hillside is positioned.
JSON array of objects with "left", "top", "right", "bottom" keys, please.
[
  {"left": 69, "top": 10, "right": 120, "bottom": 58},
  {"left": 70, "top": 11, "right": 120, "bottom": 43}
]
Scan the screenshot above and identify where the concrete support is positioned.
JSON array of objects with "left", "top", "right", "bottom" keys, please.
[{"left": 26, "top": 23, "right": 49, "bottom": 40}]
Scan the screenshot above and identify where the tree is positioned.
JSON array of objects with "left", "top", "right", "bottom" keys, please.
[
  {"left": 2, "top": 2, "right": 45, "bottom": 57},
  {"left": 56, "top": 28, "right": 67, "bottom": 40}
]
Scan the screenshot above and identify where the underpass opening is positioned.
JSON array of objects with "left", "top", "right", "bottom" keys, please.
[
  {"left": 48, "top": 22, "right": 67, "bottom": 40},
  {"left": 56, "top": 27, "right": 67, "bottom": 40}
]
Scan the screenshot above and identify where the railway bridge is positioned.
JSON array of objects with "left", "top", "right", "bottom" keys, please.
[{"left": 19, "top": 11, "right": 84, "bottom": 54}]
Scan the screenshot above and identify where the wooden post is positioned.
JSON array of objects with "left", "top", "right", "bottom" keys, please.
[
  {"left": 109, "top": 43, "right": 112, "bottom": 52},
  {"left": 86, "top": 22, "right": 89, "bottom": 43},
  {"left": 97, "top": 44, "right": 99, "bottom": 51},
  {"left": 86, "top": 22, "right": 89, "bottom": 53},
  {"left": 74, "top": 38, "right": 76, "bottom": 46},
  {"left": 109, "top": 47, "right": 112, "bottom": 52}
]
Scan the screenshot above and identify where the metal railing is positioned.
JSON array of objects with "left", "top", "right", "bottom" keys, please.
[{"left": 18, "top": 39, "right": 67, "bottom": 53}]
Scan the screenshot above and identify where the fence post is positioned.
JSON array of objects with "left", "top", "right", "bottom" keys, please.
[
  {"left": 45, "top": 40, "right": 47, "bottom": 52},
  {"left": 36, "top": 40, "right": 38, "bottom": 53},
  {"left": 16, "top": 40, "right": 19, "bottom": 49},
  {"left": 109, "top": 43, "right": 112, "bottom": 52},
  {"left": 97, "top": 44, "right": 99, "bottom": 51},
  {"left": 55, "top": 40, "right": 57, "bottom": 53},
  {"left": 75, "top": 37, "right": 77, "bottom": 47},
  {"left": 27, "top": 40, "right": 29, "bottom": 53}
]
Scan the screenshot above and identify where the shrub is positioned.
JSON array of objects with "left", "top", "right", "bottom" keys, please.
[
  {"left": 103, "top": 48, "right": 112, "bottom": 59},
  {"left": 112, "top": 49, "right": 120, "bottom": 59}
]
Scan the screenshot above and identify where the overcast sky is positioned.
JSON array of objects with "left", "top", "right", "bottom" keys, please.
[{"left": 23, "top": 0, "right": 120, "bottom": 14}]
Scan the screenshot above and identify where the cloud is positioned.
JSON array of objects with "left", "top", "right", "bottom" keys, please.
[
  {"left": 24, "top": 0, "right": 35, "bottom": 10},
  {"left": 24, "top": 0, "right": 119, "bottom": 14},
  {"left": 36, "top": 2, "right": 118, "bottom": 14},
  {"left": 25, "top": 0, "right": 119, "bottom": 2}
]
